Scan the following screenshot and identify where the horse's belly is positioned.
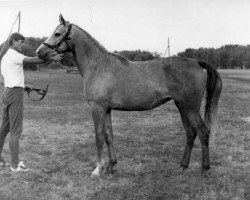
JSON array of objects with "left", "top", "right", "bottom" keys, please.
[{"left": 110, "top": 89, "right": 171, "bottom": 111}]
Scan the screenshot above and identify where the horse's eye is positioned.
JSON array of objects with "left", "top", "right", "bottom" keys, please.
[{"left": 55, "top": 33, "right": 61, "bottom": 37}]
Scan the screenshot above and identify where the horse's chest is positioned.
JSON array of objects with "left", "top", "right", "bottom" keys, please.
[{"left": 83, "top": 75, "right": 113, "bottom": 101}]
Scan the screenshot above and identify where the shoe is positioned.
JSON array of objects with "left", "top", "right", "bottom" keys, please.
[{"left": 10, "top": 161, "right": 30, "bottom": 172}]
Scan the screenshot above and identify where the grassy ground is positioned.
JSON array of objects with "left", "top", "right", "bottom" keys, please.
[{"left": 0, "top": 69, "right": 249, "bottom": 200}]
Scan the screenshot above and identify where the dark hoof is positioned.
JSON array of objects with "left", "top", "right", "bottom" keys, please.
[
  {"left": 182, "top": 166, "right": 188, "bottom": 173},
  {"left": 105, "top": 166, "right": 115, "bottom": 174},
  {"left": 180, "top": 163, "right": 188, "bottom": 171},
  {"left": 181, "top": 166, "right": 188, "bottom": 175}
]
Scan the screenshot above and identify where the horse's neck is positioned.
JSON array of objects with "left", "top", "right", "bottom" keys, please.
[{"left": 72, "top": 27, "right": 107, "bottom": 75}]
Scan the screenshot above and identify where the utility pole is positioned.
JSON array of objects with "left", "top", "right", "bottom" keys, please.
[
  {"left": 163, "top": 37, "right": 171, "bottom": 57},
  {"left": 167, "top": 37, "right": 170, "bottom": 57},
  {"left": 18, "top": 11, "right": 21, "bottom": 33},
  {"left": 1, "top": 11, "right": 21, "bottom": 62},
  {"left": 0, "top": 11, "right": 21, "bottom": 80}
]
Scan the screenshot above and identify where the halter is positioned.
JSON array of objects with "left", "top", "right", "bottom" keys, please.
[{"left": 43, "top": 23, "right": 72, "bottom": 53}]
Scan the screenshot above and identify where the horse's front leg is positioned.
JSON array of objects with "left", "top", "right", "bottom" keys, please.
[
  {"left": 91, "top": 103, "right": 107, "bottom": 177},
  {"left": 104, "top": 109, "right": 117, "bottom": 174}
]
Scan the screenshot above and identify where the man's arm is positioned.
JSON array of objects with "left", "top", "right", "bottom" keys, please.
[
  {"left": 23, "top": 54, "right": 62, "bottom": 65},
  {"left": 23, "top": 56, "right": 46, "bottom": 64}
]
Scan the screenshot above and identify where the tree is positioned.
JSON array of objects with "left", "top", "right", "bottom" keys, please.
[
  {"left": 114, "top": 50, "right": 161, "bottom": 61},
  {"left": 177, "top": 44, "right": 250, "bottom": 69}
]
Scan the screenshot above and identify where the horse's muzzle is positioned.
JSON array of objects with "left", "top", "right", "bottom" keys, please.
[
  {"left": 37, "top": 52, "right": 47, "bottom": 60},
  {"left": 37, "top": 46, "right": 57, "bottom": 60}
]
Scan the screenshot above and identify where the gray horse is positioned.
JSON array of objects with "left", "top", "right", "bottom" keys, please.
[{"left": 37, "top": 15, "right": 222, "bottom": 177}]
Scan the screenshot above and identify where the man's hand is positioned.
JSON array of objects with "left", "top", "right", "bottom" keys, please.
[
  {"left": 24, "top": 85, "right": 33, "bottom": 93},
  {"left": 49, "top": 54, "right": 63, "bottom": 62}
]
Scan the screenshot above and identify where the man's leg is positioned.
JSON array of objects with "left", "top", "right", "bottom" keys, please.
[
  {"left": 0, "top": 106, "right": 10, "bottom": 163},
  {"left": 0, "top": 88, "right": 11, "bottom": 164},
  {"left": 8, "top": 88, "right": 23, "bottom": 168}
]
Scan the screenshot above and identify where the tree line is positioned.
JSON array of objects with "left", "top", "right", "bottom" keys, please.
[
  {"left": 177, "top": 45, "right": 250, "bottom": 69},
  {"left": 2, "top": 36, "right": 250, "bottom": 69}
]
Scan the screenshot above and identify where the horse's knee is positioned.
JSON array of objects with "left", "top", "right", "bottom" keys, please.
[
  {"left": 187, "top": 113, "right": 209, "bottom": 145},
  {"left": 198, "top": 124, "right": 210, "bottom": 146},
  {"left": 104, "top": 133, "right": 112, "bottom": 145},
  {"left": 96, "top": 133, "right": 105, "bottom": 149},
  {"left": 186, "top": 133, "right": 197, "bottom": 146}
]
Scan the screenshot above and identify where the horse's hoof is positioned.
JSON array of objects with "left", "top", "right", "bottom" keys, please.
[
  {"left": 105, "top": 166, "right": 115, "bottom": 174},
  {"left": 175, "top": 166, "right": 188, "bottom": 175},
  {"left": 181, "top": 167, "right": 188, "bottom": 175},
  {"left": 180, "top": 164, "right": 188, "bottom": 173},
  {"left": 90, "top": 169, "right": 101, "bottom": 178},
  {"left": 105, "top": 170, "right": 114, "bottom": 174}
]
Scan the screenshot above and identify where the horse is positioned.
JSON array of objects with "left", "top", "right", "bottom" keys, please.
[{"left": 37, "top": 14, "right": 222, "bottom": 177}]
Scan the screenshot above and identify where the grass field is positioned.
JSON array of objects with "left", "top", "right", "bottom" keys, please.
[{"left": 0, "top": 69, "right": 249, "bottom": 200}]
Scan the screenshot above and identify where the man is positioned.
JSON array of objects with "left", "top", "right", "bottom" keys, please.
[{"left": 0, "top": 32, "right": 61, "bottom": 172}]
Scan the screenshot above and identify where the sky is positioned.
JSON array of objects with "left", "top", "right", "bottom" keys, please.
[{"left": 1, "top": 0, "right": 250, "bottom": 55}]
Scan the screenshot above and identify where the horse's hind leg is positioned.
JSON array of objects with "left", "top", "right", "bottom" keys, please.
[
  {"left": 91, "top": 104, "right": 106, "bottom": 177},
  {"left": 104, "top": 109, "right": 117, "bottom": 174},
  {"left": 186, "top": 110, "right": 210, "bottom": 175},
  {"left": 175, "top": 102, "right": 197, "bottom": 170}
]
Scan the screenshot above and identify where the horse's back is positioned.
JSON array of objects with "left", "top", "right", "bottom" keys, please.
[
  {"left": 125, "top": 57, "right": 207, "bottom": 108},
  {"left": 86, "top": 56, "right": 207, "bottom": 111}
]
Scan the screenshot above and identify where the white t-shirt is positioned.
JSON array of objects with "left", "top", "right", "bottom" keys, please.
[{"left": 1, "top": 48, "right": 26, "bottom": 88}]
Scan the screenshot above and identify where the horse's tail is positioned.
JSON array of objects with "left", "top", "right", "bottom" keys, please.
[{"left": 198, "top": 60, "right": 222, "bottom": 143}]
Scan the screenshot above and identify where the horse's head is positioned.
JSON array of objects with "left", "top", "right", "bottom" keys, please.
[{"left": 37, "top": 14, "right": 73, "bottom": 59}]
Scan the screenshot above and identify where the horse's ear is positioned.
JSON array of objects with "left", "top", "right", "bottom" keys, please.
[{"left": 59, "top": 14, "right": 66, "bottom": 26}]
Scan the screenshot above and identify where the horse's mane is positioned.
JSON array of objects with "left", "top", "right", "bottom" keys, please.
[
  {"left": 108, "top": 52, "right": 129, "bottom": 64},
  {"left": 73, "top": 24, "right": 129, "bottom": 65}
]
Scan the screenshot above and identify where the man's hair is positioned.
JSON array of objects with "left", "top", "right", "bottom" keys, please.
[{"left": 8, "top": 32, "right": 25, "bottom": 46}]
